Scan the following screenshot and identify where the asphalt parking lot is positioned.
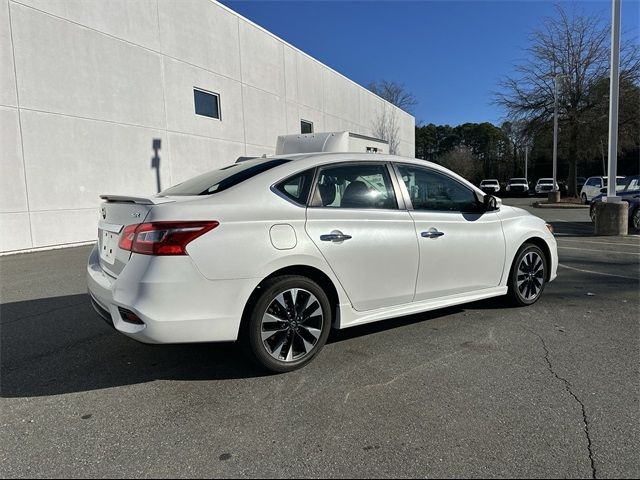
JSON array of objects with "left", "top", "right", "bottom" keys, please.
[{"left": 1, "top": 199, "right": 638, "bottom": 478}]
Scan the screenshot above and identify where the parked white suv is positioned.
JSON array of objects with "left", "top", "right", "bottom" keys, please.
[
  {"left": 87, "top": 153, "right": 557, "bottom": 372},
  {"left": 534, "top": 178, "right": 558, "bottom": 195},
  {"left": 580, "top": 176, "right": 626, "bottom": 203},
  {"left": 479, "top": 179, "right": 500, "bottom": 193}
]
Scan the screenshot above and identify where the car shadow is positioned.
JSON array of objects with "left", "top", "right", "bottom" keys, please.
[{"left": 1, "top": 293, "right": 472, "bottom": 398}]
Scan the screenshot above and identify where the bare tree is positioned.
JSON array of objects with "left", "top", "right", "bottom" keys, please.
[
  {"left": 495, "top": 4, "right": 639, "bottom": 196},
  {"left": 372, "top": 104, "right": 400, "bottom": 154},
  {"left": 367, "top": 80, "right": 418, "bottom": 114},
  {"left": 439, "top": 147, "right": 483, "bottom": 184}
]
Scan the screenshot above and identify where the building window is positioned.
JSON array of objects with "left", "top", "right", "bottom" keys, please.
[
  {"left": 301, "top": 119, "right": 313, "bottom": 134},
  {"left": 194, "top": 88, "right": 220, "bottom": 119}
]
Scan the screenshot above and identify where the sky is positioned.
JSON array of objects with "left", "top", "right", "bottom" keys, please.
[{"left": 222, "top": 0, "right": 639, "bottom": 127}]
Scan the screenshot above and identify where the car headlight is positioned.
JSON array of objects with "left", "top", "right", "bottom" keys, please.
[{"left": 546, "top": 223, "right": 554, "bottom": 234}]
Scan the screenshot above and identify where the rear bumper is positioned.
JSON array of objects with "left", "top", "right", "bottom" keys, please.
[{"left": 87, "top": 245, "right": 259, "bottom": 344}]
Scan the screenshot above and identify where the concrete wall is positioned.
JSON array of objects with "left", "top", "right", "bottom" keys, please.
[{"left": 0, "top": 0, "right": 415, "bottom": 253}]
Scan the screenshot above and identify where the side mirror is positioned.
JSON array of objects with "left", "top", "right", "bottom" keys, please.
[{"left": 484, "top": 195, "right": 500, "bottom": 211}]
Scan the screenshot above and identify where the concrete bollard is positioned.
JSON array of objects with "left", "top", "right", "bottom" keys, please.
[
  {"left": 547, "top": 191, "right": 561, "bottom": 203},
  {"left": 595, "top": 201, "right": 628, "bottom": 235}
]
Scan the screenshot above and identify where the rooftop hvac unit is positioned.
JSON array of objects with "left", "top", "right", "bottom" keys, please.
[{"left": 275, "top": 131, "right": 388, "bottom": 155}]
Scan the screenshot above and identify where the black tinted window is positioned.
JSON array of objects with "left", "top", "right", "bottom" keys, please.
[
  {"left": 161, "top": 159, "right": 289, "bottom": 196},
  {"left": 398, "top": 165, "right": 481, "bottom": 212},
  {"left": 274, "top": 169, "right": 314, "bottom": 205},
  {"left": 194, "top": 88, "right": 220, "bottom": 119}
]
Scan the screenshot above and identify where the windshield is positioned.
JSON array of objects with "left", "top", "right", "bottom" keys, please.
[
  {"left": 509, "top": 178, "right": 527, "bottom": 184},
  {"left": 160, "top": 158, "right": 290, "bottom": 196},
  {"left": 539, "top": 179, "right": 553, "bottom": 184},
  {"left": 623, "top": 176, "right": 640, "bottom": 192},
  {"left": 481, "top": 180, "right": 498, "bottom": 185},
  {"left": 602, "top": 177, "right": 626, "bottom": 188}
]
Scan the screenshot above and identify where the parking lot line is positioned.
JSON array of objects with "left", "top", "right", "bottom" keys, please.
[
  {"left": 558, "top": 263, "right": 639, "bottom": 280},
  {"left": 557, "top": 246, "right": 640, "bottom": 256},
  {"left": 557, "top": 238, "right": 640, "bottom": 247}
]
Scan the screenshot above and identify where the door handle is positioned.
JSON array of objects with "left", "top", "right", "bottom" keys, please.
[
  {"left": 320, "top": 230, "right": 352, "bottom": 242},
  {"left": 421, "top": 229, "right": 445, "bottom": 238}
]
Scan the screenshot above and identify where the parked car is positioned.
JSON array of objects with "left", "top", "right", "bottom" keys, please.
[
  {"left": 590, "top": 175, "right": 640, "bottom": 231},
  {"left": 505, "top": 178, "right": 529, "bottom": 196},
  {"left": 534, "top": 178, "right": 559, "bottom": 195},
  {"left": 479, "top": 179, "right": 501, "bottom": 194},
  {"left": 580, "top": 175, "right": 625, "bottom": 203},
  {"left": 88, "top": 153, "right": 558, "bottom": 372}
]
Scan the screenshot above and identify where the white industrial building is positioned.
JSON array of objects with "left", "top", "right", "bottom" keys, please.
[{"left": 0, "top": 0, "right": 415, "bottom": 253}]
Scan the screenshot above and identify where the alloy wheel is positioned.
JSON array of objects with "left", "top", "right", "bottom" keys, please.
[
  {"left": 260, "top": 288, "right": 323, "bottom": 362},
  {"left": 516, "top": 252, "right": 545, "bottom": 301}
]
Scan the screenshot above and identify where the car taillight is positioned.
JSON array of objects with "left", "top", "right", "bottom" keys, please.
[
  {"left": 118, "top": 224, "right": 138, "bottom": 251},
  {"left": 119, "top": 221, "right": 218, "bottom": 255}
]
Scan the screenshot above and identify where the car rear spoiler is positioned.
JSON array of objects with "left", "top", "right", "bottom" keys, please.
[{"left": 99, "top": 194, "right": 174, "bottom": 205}]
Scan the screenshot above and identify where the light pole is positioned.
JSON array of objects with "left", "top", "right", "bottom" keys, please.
[
  {"left": 595, "top": 0, "right": 627, "bottom": 235},
  {"left": 524, "top": 145, "right": 528, "bottom": 181},
  {"left": 606, "top": 0, "right": 621, "bottom": 201},
  {"left": 548, "top": 74, "right": 564, "bottom": 203}
]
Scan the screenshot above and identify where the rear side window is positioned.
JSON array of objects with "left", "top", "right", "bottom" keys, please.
[
  {"left": 161, "top": 159, "right": 289, "bottom": 196},
  {"left": 310, "top": 163, "right": 397, "bottom": 209},
  {"left": 274, "top": 169, "right": 315, "bottom": 205}
]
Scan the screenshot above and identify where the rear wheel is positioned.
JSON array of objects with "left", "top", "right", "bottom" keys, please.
[
  {"left": 632, "top": 207, "right": 640, "bottom": 232},
  {"left": 507, "top": 243, "right": 547, "bottom": 306},
  {"left": 243, "top": 275, "right": 331, "bottom": 373}
]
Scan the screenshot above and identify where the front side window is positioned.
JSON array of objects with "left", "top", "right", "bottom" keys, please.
[
  {"left": 311, "top": 163, "right": 397, "bottom": 209},
  {"left": 274, "top": 169, "right": 314, "bottom": 205},
  {"left": 397, "top": 164, "right": 481, "bottom": 212}
]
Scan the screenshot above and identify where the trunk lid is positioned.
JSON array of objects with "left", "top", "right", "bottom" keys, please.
[{"left": 97, "top": 195, "right": 175, "bottom": 277}]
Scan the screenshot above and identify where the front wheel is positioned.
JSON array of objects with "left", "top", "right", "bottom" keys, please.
[
  {"left": 243, "top": 275, "right": 332, "bottom": 373},
  {"left": 507, "top": 243, "right": 547, "bottom": 307},
  {"left": 581, "top": 193, "right": 588, "bottom": 204}
]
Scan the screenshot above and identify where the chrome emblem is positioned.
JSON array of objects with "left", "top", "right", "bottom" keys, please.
[
  {"left": 101, "top": 206, "right": 106, "bottom": 220},
  {"left": 131, "top": 212, "right": 141, "bottom": 218}
]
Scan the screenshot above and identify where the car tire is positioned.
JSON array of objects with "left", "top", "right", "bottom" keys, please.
[
  {"left": 506, "top": 243, "right": 547, "bottom": 307},
  {"left": 632, "top": 207, "right": 640, "bottom": 232},
  {"left": 590, "top": 203, "right": 597, "bottom": 223},
  {"left": 581, "top": 193, "right": 588, "bottom": 204},
  {"left": 242, "top": 275, "right": 332, "bottom": 373}
]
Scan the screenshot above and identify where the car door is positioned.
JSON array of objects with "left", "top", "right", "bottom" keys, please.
[
  {"left": 395, "top": 163, "right": 506, "bottom": 301},
  {"left": 305, "top": 162, "right": 419, "bottom": 311}
]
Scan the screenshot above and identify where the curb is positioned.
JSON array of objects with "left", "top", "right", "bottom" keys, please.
[{"left": 532, "top": 202, "right": 590, "bottom": 209}]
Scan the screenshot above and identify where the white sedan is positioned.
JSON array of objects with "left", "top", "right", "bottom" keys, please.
[{"left": 88, "top": 153, "right": 558, "bottom": 372}]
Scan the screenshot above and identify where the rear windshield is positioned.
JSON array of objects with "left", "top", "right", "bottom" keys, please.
[
  {"left": 482, "top": 180, "right": 498, "bottom": 185},
  {"left": 539, "top": 179, "right": 553, "bottom": 184},
  {"left": 509, "top": 178, "right": 527, "bottom": 183},
  {"left": 160, "top": 158, "right": 290, "bottom": 196}
]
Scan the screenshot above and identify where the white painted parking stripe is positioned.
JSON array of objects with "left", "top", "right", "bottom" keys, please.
[
  {"left": 558, "top": 246, "right": 640, "bottom": 256},
  {"left": 557, "top": 238, "right": 640, "bottom": 247},
  {"left": 558, "top": 263, "right": 639, "bottom": 280}
]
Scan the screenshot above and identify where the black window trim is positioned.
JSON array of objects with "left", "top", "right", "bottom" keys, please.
[
  {"left": 193, "top": 86, "right": 221, "bottom": 121},
  {"left": 307, "top": 161, "right": 405, "bottom": 211},
  {"left": 392, "top": 162, "right": 485, "bottom": 214}
]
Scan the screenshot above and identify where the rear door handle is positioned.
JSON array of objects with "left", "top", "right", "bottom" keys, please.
[
  {"left": 320, "top": 230, "right": 352, "bottom": 242},
  {"left": 421, "top": 229, "right": 445, "bottom": 238}
]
